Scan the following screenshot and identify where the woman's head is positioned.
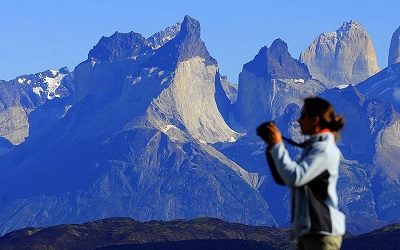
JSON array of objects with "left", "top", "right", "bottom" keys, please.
[{"left": 298, "top": 97, "right": 344, "bottom": 136}]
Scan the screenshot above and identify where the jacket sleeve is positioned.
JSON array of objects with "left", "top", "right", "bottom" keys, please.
[
  {"left": 269, "top": 142, "right": 329, "bottom": 187},
  {"left": 265, "top": 147, "right": 286, "bottom": 186}
]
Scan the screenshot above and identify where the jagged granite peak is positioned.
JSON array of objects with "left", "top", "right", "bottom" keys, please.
[
  {"left": 243, "top": 39, "right": 312, "bottom": 80},
  {"left": 73, "top": 16, "right": 236, "bottom": 144},
  {"left": 148, "top": 15, "right": 217, "bottom": 70},
  {"left": 88, "top": 31, "right": 150, "bottom": 62},
  {"left": 236, "top": 39, "right": 324, "bottom": 130},
  {"left": 388, "top": 26, "right": 400, "bottom": 66},
  {"left": 336, "top": 20, "right": 365, "bottom": 38},
  {"left": 147, "top": 22, "right": 181, "bottom": 49},
  {"left": 300, "top": 20, "right": 380, "bottom": 88}
]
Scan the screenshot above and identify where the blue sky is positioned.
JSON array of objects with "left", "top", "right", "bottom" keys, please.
[{"left": 0, "top": 0, "right": 399, "bottom": 82}]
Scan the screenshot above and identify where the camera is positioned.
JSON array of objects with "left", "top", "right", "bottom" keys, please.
[{"left": 256, "top": 121, "right": 275, "bottom": 140}]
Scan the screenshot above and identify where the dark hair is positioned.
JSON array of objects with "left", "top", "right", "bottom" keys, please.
[{"left": 303, "top": 97, "right": 344, "bottom": 133}]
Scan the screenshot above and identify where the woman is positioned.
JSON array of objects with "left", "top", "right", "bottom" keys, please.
[{"left": 258, "top": 97, "right": 345, "bottom": 250}]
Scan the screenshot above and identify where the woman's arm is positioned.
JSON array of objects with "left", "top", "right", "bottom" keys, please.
[{"left": 269, "top": 142, "right": 330, "bottom": 187}]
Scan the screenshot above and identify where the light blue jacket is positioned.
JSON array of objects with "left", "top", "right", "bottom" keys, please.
[{"left": 269, "top": 132, "right": 345, "bottom": 237}]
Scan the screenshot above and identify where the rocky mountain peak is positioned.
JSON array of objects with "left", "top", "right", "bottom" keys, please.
[
  {"left": 269, "top": 38, "right": 288, "bottom": 53},
  {"left": 243, "top": 39, "right": 311, "bottom": 79},
  {"left": 88, "top": 31, "right": 149, "bottom": 62},
  {"left": 148, "top": 15, "right": 217, "bottom": 70},
  {"left": 300, "top": 20, "right": 380, "bottom": 88},
  {"left": 388, "top": 26, "right": 400, "bottom": 66},
  {"left": 336, "top": 20, "right": 364, "bottom": 38},
  {"left": 180, "top": 15, "right": 201, "bottom": 38},
  {"left": 236, "top": 39, "right": 323, "bottom": 130}
]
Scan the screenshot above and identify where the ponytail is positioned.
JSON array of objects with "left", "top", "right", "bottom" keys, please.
[{"left": 303, "top": 97, "right": 345, "bottom": 135}]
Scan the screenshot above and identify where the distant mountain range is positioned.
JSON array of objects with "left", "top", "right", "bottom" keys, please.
[{"left": 0, "top": 16, "right": 399, "bottom": 237}]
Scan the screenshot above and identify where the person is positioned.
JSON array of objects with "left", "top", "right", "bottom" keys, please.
[{"left": 257, "top": 97, "right": 345, "bottom": 250}]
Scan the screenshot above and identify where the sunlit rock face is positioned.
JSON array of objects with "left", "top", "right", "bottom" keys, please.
[
  {"left": 300, "top": 21, "right": 380, "bottom": 88},
  {"left": 147, "top": 57, "right": 238, "bottom": 144},
  {"left": 236, "top": 38, "right": 324, "bottom": 132},
  {"left": 388, "top": 26, "right": 400, "bottom": 66}
]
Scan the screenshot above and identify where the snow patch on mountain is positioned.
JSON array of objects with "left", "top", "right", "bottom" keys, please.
[
  {"left": 43, "top": 72, "right": 66, "bottom": 99},
  {"left": 32, "top": 87, "right": 44, "bottom": 96},
  {"left": 337, "top": 84, "right": 350, "bottom": 89},
  {"left": 147, "top": 22, "right": 181, "bottom": 50}
]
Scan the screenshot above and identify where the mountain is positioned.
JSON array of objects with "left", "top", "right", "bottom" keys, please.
[
  {"left": 0, "top": 16, "right": 399, "bottom": 237},
  {"left": 0, "top": 68, "right": 73, "bottom": 145},
  {"left": 0, "top": 16, "right": 275, "bottom": 235},
  {"left": 388, "top": 26, "right": 400, "bottom": 66},
  {"left": 235, "top": 38, "right": 324, "bottom": 131},
  {"left": 300, "top": 20, "right": 380, "bottom": 88}
]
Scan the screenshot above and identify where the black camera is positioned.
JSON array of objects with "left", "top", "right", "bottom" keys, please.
[{"left": 256, "top": 121, "right": 275, "bottom": 140}]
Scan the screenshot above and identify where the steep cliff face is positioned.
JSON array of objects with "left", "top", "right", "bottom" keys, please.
[
  {"left": 236, "top": 39, "right": 324, "bottom": 131},
  {"left": 145, "top": 16, "right": 238, "bottom": 143},
  {"left": 147, "top": 58, "right": 238, "bottom": 144},
  {"left": 300, "top": 21, "right": 380, "bottom": 88},
  {"left": 388, "top": 26, "right": 400, "bottom": 66}
]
